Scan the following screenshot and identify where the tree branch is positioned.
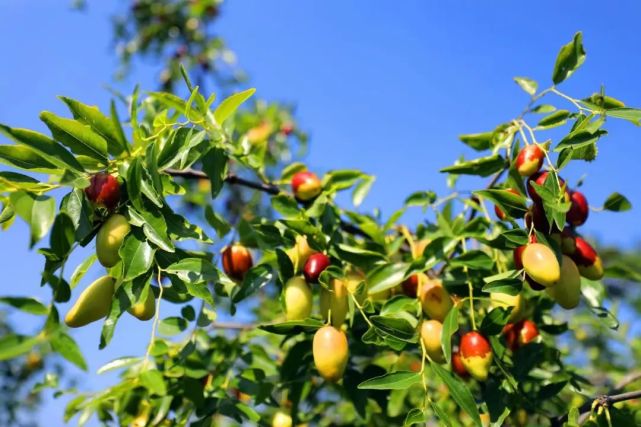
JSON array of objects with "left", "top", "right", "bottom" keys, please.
[
  {"left": 210, "top": 321, "right": 255, "bottom": 331},
  {"left": 552, "top": 386, "right": 641, "bottom": 426},
  {"left": 165, "top": 167, "right": 370, "bottom": 239}
]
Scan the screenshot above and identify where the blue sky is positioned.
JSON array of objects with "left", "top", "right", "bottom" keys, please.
[{"left": 1, "top": 1, "right": 641, "bottom": 425}]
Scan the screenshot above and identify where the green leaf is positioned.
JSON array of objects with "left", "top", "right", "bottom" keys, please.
[
  {"left": 60, "top": 97, "right": 126, "bottom": 156},
  {"left": 0, "top": 297, "right": 48, "bottom": 315},
  {"left": 441, "top": 306, "right": 459, "bottom": 364},
  {"left": 0, "top": 145, "right": 59, "bottom": 173},
  {"left": 440, "top": 154, "right": 506, "bottom": 177},
  {"left": 537, "top": 110, "right": 571, "bottom": 129},
  {"left": 0, "top": 202, "right": 14, "bottom": 224},
  {"left": 474, "top": 189, "right": 527, "bottom": 218},
  {"left": 531, "top": 104, "right": 557, "bottom": 114},
  {"left": 0, "top": 334, "right": 41, "bottom": 361},
  {"left": 60, "top": 189, "right": 94, "bottom": 244},
  {"left": 271, "top": 194, "right": 301, "bottom": 218},
  {"left": 10, "top": 191, "right": 56, "bottom": 247},
  {"left": 214, "top": 88, "right": 256, "bottom": 125},
  {"left": 605, "top": 107, "right": 641, "bottom": 125},
  {"left": 603, "top": 192, "right": 632, "bottom": 212},
  {"left": 258, "top": 318, "right": 324, "bottom": 335},
  {"left": 40, "top": 111, "right": 108, "bottom": 162},
  {"left": 165, "top": 258, "right": 218, "bottom": 283},
  {"left": 482, "top": 270, "right": 523, "bottom": 295},
  {"left": 51, "top": 331, "right": 87, "bottom": 370},
  {"left": 158, "top": 317, "right": 188, "bottom": 336},
  {"left": 552, "top": 32, "right": 586, "bottom": 85},
  {"left": 96, "top": 356, "right": 141, "bottom": 375},
  {"left": 430, "top": 362, "right": 481, "bottom": 426},
  {"left": 352, "top": 175, "right": 375, "bottom": 207},
  {"left": 554, "top": 128, "right": 607, "bottom": 152},
  {"left": 404, "top": 191, "right": 437, "bottom": 208},
  {"left": 404, "top": 408, "right": 426, "bottom": 426},
  {"left": 0, "top": 124, "right": 84, "bottom": 172},
  {"left": 201, "top": 146, "right": 228, "bottom": 198},
  {"left": 358, "top": 371, "right": 421, "bottom": 390},
  {"left": 370, "top": 315, "right": 417, "bottom": 342},
  {"left": 367, "top": 262, "right": 408, "bottom": 295},
  {"left": 140, "top": 369, "right": 167, "bottom": 396},
  {"left": 450, "top": 250, "right": 494, "bottom": 270},
  {"left": 204, "top": 205, "right": 231, "bottom": 238},
  {"left": 480, "top": 307, "right": 513, "bottom": 336},
  {"left": 459, "top": 132, "right": 493, "bottom": 151},
  {"left": 231, "top": 264, "right": 274, "bottom": 304},
  {"left": 119, "top": 233, "right": 155, "bottom": 281},
  {"left": 514, "top": 77, "right": 537, "bottom": 96},
  {"left": 323, "top": 170, "right": 364, "bottom": 193}
]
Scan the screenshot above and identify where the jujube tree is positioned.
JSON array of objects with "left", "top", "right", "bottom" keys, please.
[{"left": 0, "top": 20, "right": 640, "bottom": 427}]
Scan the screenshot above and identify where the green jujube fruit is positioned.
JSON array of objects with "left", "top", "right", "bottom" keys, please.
[
  {"left": 65, "top": 276, "right": 116, "bottom": 328},
  {"left": 96, "top": 214, "right": 131, "bottom": 267}
]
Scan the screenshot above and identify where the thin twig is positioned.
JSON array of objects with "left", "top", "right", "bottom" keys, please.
[
  {"left": 210, "top": 321, "right": 255, "bottom": 331},
  {"left": 552, "top": 387, "right": 641, "bottom": 426},
  {"left": 165, "top": 167, "right": 370, "bottom": 239}
]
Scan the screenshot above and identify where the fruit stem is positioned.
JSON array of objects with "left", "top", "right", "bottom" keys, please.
[
  {"left": 349, "top": 293, "right": 373, "bottom": 328},
  {"left": 461, "top": 239, "right": 477, "bottom": 331}
]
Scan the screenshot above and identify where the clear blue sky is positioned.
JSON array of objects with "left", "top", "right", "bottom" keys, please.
[{"left": 1, "top": 1, "right": 641, "bottom": 425}]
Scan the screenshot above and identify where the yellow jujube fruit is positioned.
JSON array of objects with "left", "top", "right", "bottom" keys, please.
[
  {"left": 546, "top": 255, "right": 581, "bottom": 309},
  {"left": 286, "top": 235, "right": 314, "bottom": 273},
  {"left": 522, "top": 243, "right": 561, "bottom": 287},
  {"left": 129, "top": 288, "right": 156, "bottom": 321},
  {"left": 272, "top": 411, "right": 293, "bottom": 427},
  {"left": 320, "top": 278, "right": 348, "bottom": 327},
  {"left": 64, "top": 276, "right": 115, "bottom": 328},
  {"left": 313, "top": 325, "right": 348, "bottom": 382},
  {"left": 420, "top": 320, "right": 445, "bottom": 363},
  {"left": 96, "top": 214, "right": 131, "bottom": 268},
  {"left": 419, "top": 279, "right": 453, "bottom": 322},
  {"left": 284, "top": 276, "right": 312, "bottom": 321}
]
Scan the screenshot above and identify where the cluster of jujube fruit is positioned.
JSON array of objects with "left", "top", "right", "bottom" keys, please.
[{"left": 64, "top": 173, "right": 154, "bottom": 328}]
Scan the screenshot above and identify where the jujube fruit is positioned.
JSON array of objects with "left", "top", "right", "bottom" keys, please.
[
  {"left": 85, "top": 172, "right": 121, "bottom": 209},
  {"left": 286, "top": 235, "right": 314, "bottom": 273},
  {"left": 571, "top": 236, "right": 604, "bottom": 280},
  {"left": 283, "top": 276, "right": 312, "bottom": 321},
  {"left": 567, "top": 190, "right": 589, "bottom": 226},
  {"left": 96, "top": 214, "right": 131, "bottom": 268},
  {"left": 313, "top": 325, "right": 348, "bottom": 382},
  {"left": 452, "top": 350, "right": 469, "bottom": 378},
  {"left": 129, "top": 288, "right": 156, "bottom": 321},
  {"left": 516, "top": 145, "right": 544, "bottom": 177},
  {"left": 401, "top": 273, "right": 424, "bottom": 297},
  {"left": 222, "top": 243, "right": 253, "bottom": 281},
  {"left": 503, "top": 320, "right": 539, "bottom": 350},
  {"left": 272, "top": 411, "right": 293, "bottom": 427},
  {"left": 460, "top": 331, "right": 493, "bottom": 381},
  {"left": 303, "top": 252, "right": 330, "bottom": 283},
  {"left": 64, "top": 275, "right": 115, "bottom": 328},
  {"left": 521, "top": 243, "right": 561, "bottom": 287},
  {"left": 291, "top": 171, "right": 322, "bottom": 202},
  {"left": 419, "top": 279, "right": 453, "bottom": 322},
  {"left": 320, "top": 278, "right": 348, "bottom": 327},
  {"left": 546, "top": 255, "right": 581, "bottom": 309},
  {"left": 420, "top": 320, "right": 445, "bottom": 363}
]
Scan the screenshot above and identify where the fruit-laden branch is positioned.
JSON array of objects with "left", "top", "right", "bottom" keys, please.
[
  {"left": 165, "top": 168, "right": 371, "bottom": 238},
  {"left": 552, "top": 388, "right": 641, "bottom": 426}
]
